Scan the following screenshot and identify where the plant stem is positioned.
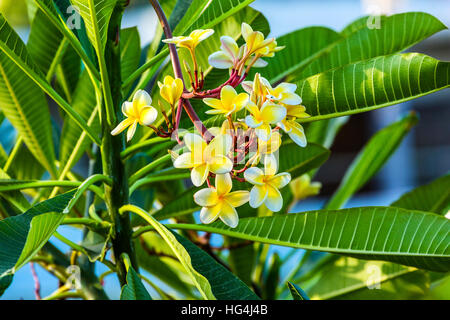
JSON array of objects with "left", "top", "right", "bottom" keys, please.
[
  {"left": 148, "top": 0, "right": 212, "bottom": 141},
  {"left": 100, "top": 2, "right": 138, "bottom": 286}
]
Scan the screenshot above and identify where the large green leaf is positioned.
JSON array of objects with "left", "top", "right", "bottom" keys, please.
[
  {"left": 0, "top": 15, "right": 57, "bottom": 177},
  {"left": 325, "top": 112, "right": 418, "bottom": 210},
  {"left": 27, "top": 7, "right": 81, "bottom": 96},
  {"left": 172, "top": 231, "right": 260, "bottom": 300},
  {"left": 134, "top": 232, "right": 196, "bottom": 298},
  {"left": 6, "top": 143, "right": 45, "bottom": 181},
  {"left": 391, "top": 174, "right": 450, "bottom": 215},
  {"left": 59, "top": 71, "right": 99, "bottom": 173},
  {"left": 0, "top": 190, "right": 76, "bottom": 281},
  {"left": 120, "top": 266, "right": 152, "bottom": 300},
  {"left": 120, "top": 27, "right": 141, "bottom": 80},
  {"left": 70, "top": 0, "right": 118, "bottom": 52},
  {"left": 0, "top": 13, "right": 100, "bottom": 146},
  {"left": 302, "top": 256, "right": 428, "bottom": 300},
  {"left": 174, "top": 0, "right": 253, "bottom": 35},
  {"left": 0, "top": 168, "right": 30, "bottom": 213},
  {"left": 171, "top": 207, "right": 450, "bottom": 272},
  {"left": 253, "top": 26, "right": 340, "bottom": 84},
  {"left": 295, "top": 12, "right": 447, "bottom": 81},
  {"left": 297, "top": 53, "right": 450, "bottom": 122},
  {"left": 125, "top": 205, "right": 215, "bottom": 299}
]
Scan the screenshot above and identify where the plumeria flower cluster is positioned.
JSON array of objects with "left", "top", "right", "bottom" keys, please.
[{"left": 112, "top": 22, "right": 318, "bottom": 228}]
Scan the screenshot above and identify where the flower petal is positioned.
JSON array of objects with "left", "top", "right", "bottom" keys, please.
[
  {"left": 241, "top": 81, "right": 253, "bottom": 94},
  {"left": 122, "top": 101, "right": 135, "bottom": 118},
  {"left": 200, "top": 204, "right": 221, "bottom": 224},
  {"left": 220, "top": 35, "right": 239, "bottom": 59},
  {"left": 191, "top": 163, "right": 209, "bottom": 187},
  {"left": 249, "top": 185, "right": 268, "bottom": 208},
  {"left": 264, "top": 185, "right": 283, "bottom": 212},
  {"left": 264, "top": 154, "right": 278, "bottom": 176},
  {"left": 254, "top": 123, "right": 272, "bottom": 141},
  {"left": 224, "top": 191, "right": 250, "bottom": 207},
  {"left": 203, "top": 97, "right": 224, "bottom": 110},
  {"left": 260, "top": 103, "right": 287, "bottom": 124},
  {"left": 252, "top": 58, "right": 268, "bottom": 68},
  {"left": 269, "top": 172, "right": 291, "bottom": 189},
  {"left": 241, "top": 22, "right": 253, "bottom": 42},
  {"left": 215, "top": 173, "right": 232, "bottom": 196},
  {"left": 219, "top": 203, "right": 239, "bottom": 228},
  {"left": 133, "top": 89, "right": 152, "bottom": 109},
  {"left": 173, "top": 152, "right": 195, "bottom": 168},
  {"left": 209, "top": 155, "right": 233, "bottom": 174},
  {"left": 220, "top": 85, "right": 237, "bottom": 107},
  {"left": 206, "top": 134, "right": 233, "bottom": 157},
  {"left": 280, "top": 92, "right": 302, "bottom": 105},
  {"left": 139, "top": 106, "right": 158, "bottom": 125},
  {"left": 194, "top": 188, "right": 219, "bottom": 207},
  {"left": 126, "top": 121, "right": 138, "bottom": 142},
  {"left": 208, "top": 51, "right": 233, "bottom": 69},
  {"left": 111, "top": 118, "right": 134, "bottom": 136},
  {"left": 288, "top": 121, "right": 307, "bottom": 147},
  {"left": 244, "top": 167, "right": 264, "bottom": 185},
  {"left": 233, "top": 93, "right": 249, "bottom": 111},
  {"left": 184, "top": 132, "right": 206, "bottom": 153},
  {"left": 245, "top": 115, "right": 262, "bottom": 129}
]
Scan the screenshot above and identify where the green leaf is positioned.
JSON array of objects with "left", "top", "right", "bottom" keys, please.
[
  {"left": 0, "top": 14, "right": 57, "bottom": 176},
  {"left": 172, "top": 207, "right": 450, "bottom": 272},
  {"left": 6, "top": 143, "right": 45, "bottom": 181},
  {"left": 120, "top": 27, "right": 141, "bottom": 80},
  {"left": 254, "top": 26, "right": 340, "bottom": 84},
  {"left": 325, "top": 112, "right": 418, "bottom": 210},
  {"left": 27, "top": 7, "right": 81, "bottom": 97},
  {"left": 262, "top": 253, "right": 281, "bottom": 300},
  {"left": 0, "top": 190, "right": 76, "bottom": 279},
  {"left": 134, "top": 232, "right": 196, "bottom": 298},
  {"left": 297, "top": 53, "right": 450, "bottom": 123},
  {"left": 70, "top": 0, "right": 118, "bottom": 52},
  {"left": 303, "top": 256, "right": 427, "bottom": 300},
  {"left": 0, "top": 13, "right": 100, "bottom": 145},
  {"left": 0, "top": 274, "right": 13, "bottom": 296},
  {"left": 287, "top": 282, "right": 309, "bottom": 300},
  {"left": 124, "top": 205, "right": 216, "bottom": 299},
  {"left": 172, "top": 231, "right": 260, "bottom": 300},
  {"left": 174, "top": 0, "right": 253, "bottom": 35},
  {"left": 295, "top": 12, "right": 447, "bottom": 81},
  {"left": 153, "top": 187, "right": 199, "bottom": 221},
  {"left": 120, "top": 266, "right": 152, "bottom": 300},
  {"left": 0, "top": 168, "right": 30, "bottom": 213},
  {"left": 391, "top": 174, "right": 450, "bottom": 215},
  {"left": 59, "top": 71, "right": 99, "bottom": 174},
  {"left": 278, "top": 142, "right": 330, "bottom": 179}
]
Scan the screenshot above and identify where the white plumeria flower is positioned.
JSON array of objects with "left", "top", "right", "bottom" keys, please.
[
  {"left": 244, "top": 155, "right": 291, "bottom": 212},
  {"left": 203, "top": 85, "right": 249, "bottom": 116},
  {"left": 111, "top": 90, "right": 157, "bottom": 142},
  {"left": 242, "top": 76, "right": 302, "bottom": 106},
  {"left": 163, "top": 29, "right": 214, "bottom": 51},
  {"left": 290, "top": 174, "right": 321, "bottom": 201},
  {"left": 245, "top": 101, "right": 286, "bottom": 141},
  {"left": 208, "top": 36, "right": 267, "bottom": 69},
  {"left": 173, "top": 133, "right": 233, "bottom": 186},
  {"left": 277, "top": 104, "right": 310, "bottom": 147},
  {"left": 249, "top": 130, "right": 282, "bottom": 166},
  {"left": 278, "top": 119, "right": 307, "bottom": 147},
  {"left": 194, "top": 173, "right": 249, "bottom": 228}
]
